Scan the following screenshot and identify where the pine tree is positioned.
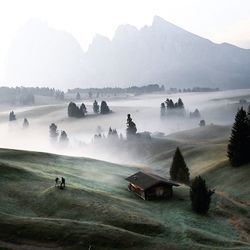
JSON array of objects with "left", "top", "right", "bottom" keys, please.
[
  {"left": 9, "top": 111, "right": 16, "bottom": 121},
  {"left": 60, "top": 130, "right": 69, "bottom": 143},
  {"left": 49, "top": 123, "right": 58, "bottom": 140},
  {"left": 80, "top": 103, "right": 87, "bottom": 114},
  {"left": 170, "top": 147, "right": 190, "bottom": 185},
  {"left": 76, "top": 92, "right": 81, "bottom": 100},
  {"left": 93, "top": 100, "right": 99, "bottom": 114},
  {"left": 160, "top": 103, "right": 166, "bottom": 117},
  {"left": 100, "top": 101, "right": 110, "bottom": 114},
  {"left": 126, "top": 114, "right": 137, "bottom": 139},
  {"left": 23, "top": 118, "right": 29, "bottom": 128},
  {"left": 190, "top": 176, "right": 214, "bottom": 214},
  {"left": 177, "top": 98, "right": 184, "bottom": 109},
  {"left": 227, "top": 107, "right": 249, "bottom": 167}
]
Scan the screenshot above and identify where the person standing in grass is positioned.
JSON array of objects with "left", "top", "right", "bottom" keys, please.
[
  {"left": 55, "top": 177, "right": 59, "bottom": 187},
  {"left": 60, "top": 177, "right": 65, "bottom": 189}
]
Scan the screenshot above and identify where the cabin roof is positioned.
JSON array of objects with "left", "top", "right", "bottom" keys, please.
[{"left": 125, "top": 171, "right": 180, "bottom": 190}]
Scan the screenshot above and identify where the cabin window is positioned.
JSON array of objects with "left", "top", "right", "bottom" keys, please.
[{"left": 156, "top": 187, "right": 164, "bottom": 196}]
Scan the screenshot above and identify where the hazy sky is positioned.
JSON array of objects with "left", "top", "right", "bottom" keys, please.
[{"left": 0, "top": 0, "right": 250, "bottom": 80}]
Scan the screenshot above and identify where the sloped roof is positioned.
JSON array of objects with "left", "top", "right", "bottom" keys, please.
[{"left": 125, "top": 171, "right": 180, "bottom": 190}]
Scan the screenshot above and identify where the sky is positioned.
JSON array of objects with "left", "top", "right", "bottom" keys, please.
[{"left": 0, "top": 0, "right": 250, "bottom": 81}]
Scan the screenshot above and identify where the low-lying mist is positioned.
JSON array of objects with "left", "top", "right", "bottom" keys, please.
[{"left": 0, "top": 89, "right": 249, "bottom": 164}]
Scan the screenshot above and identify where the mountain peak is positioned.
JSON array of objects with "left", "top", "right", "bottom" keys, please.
[{"left": 152, "top": 15, "right": 177, "bottom": 29}]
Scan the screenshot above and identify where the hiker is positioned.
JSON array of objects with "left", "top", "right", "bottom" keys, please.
[
  {"left": 60, "top": 177, "right": 65, "bottom": 189},
  {"left": 55, "top": 177, "right": 59, "bottom": 187}
]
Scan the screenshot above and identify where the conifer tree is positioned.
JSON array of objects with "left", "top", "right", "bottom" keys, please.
[
  {"left": 93, "top": 100, "right": 99, "bottom": 114},
  {"left": 100, "top": 101, "right": 110, "bottom": 114},
  {"left": 160, "top": 102, "right": 166, "bottom": 117},
  {"left": 126, "top": 114, "right": 137, "bottom": 139},
  {"left": 23, "top": 118, "right": 29, "bottom": 128},
  {"left": 190, "top": 176, "right": 214, "bottom": 214},
  {"left": 60, "top": 130, "right": 69, "bottom": 144},
  {"left": 170, "top": 147, "right": 190, "bottom": 184},
  {"left": 80, "top": 103, "right": 87, "bottom": 114},
  {"left": 177, "top": 98, "right": 184, "bottom": 109},
  {"left": 49, "top": 123, "right": 58, "bottom": 140},
  {"left": 227, "top": 107, "right": 249, "bottom": 167}
]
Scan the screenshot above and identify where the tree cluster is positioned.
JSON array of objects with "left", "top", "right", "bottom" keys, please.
[
  {"left": 9, "top": 111, "right": 16, "bottom": 121},
  {"left": 108, "top": 127, "right": 119, "bottom": 139},
  {"left": 68, "top": 102, "right": 87, "bottom": 118},
  {"left": 49, "top": 123, "right": 69, "bottom": 145},
  {"left": 161, "top": 98, "right": 185, "bottom": 117},
  {"left": 170, "top": 147, "right": 190, "bottom": 185},
  {"left": 227, "top": 106, "right": 250, "bottom": 167}
]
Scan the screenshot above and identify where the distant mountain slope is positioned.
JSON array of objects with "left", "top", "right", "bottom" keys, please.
[
  {"left": 5, "top": 17, "right": 250, "bottom": 89},
  {"left": 84, "top": 16, "right": 250, "bottom": 88},
  {"left": 5, "top": 19, "right": 85, "bottom": 87}
]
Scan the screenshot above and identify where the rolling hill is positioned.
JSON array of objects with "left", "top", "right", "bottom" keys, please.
[{"left": 0, "top": 123, "right": 250, "bottom": 250}]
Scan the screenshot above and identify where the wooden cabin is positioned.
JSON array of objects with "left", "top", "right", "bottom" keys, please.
[{"left": 125, "top": 171, "right": 179, "bottom": 200}]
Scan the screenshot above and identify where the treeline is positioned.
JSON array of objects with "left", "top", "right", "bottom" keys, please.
[
  {"left": 161, "top": 98, "right": 185, "bottom": 117},
  {"left": 0, "top": 87, "right": 65, "bottom": 105},
  {"left": 167, "top": 87, "right": 220, "bottom": 93},
  {"left": 68, "top": 84, "right": 165, "bottom": 96}
]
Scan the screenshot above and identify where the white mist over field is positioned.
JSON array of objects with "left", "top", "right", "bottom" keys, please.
[{"left": 0, "top": 89, "right": 249, "bottom": 163}]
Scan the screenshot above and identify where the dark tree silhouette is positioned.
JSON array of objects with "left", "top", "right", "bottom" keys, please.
[
  {"left": 60, "top": 130, "right": 69, "bottom": 143},
  {"left": 126, "top": 114, "right": 137, "bottom": 139},
  {"left": 166, "top": 98, "right": 175, "bottom": 109},
  {"left": 68, "top": 102, "right": 85, "bottom": 118},
  {"left": 93, "top": 100, "right": 99, "bottom": 114},
  {"left": 108, "top": 127, "right": 118, "bottom": 139},
  {"left": 76, "top": 92, "right": 81, "bottom": 100},
  {"left": 49, "top": 123, "right": 58, "bottom": 140},
  {"left": 23, "top": 118, "right": 29, "bottom": 128},
  {"left": 190, "top": 109, "right": 201, "bottom": 119},
  {"left": 160, "top": 103, "right": 166, "bottom": 117},
  {"left": 80, "top": 103, "right": 87, "bottom": 114},
  {"left": 170, "top": 147, "right": 190, "bottom": 185},
  {"left": 190, "top": 176, "right": 214, "bottom": 214},
  {"left": 177, "top": 98, "right": 184, "bottom": 109},
  {"left": 9, "top": 111, "right": 16, "bottom": 121},
  {"left": 227, "top": 107, "right": 250, "bottom": 167},
  {"left": 199, "top": 120, "right": 206, "bottom": 127},
  {"left": 100, "top": 101, "right": 110, "bottom": 114}
]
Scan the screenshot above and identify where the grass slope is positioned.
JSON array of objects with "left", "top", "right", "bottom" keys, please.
[{"left": 0, "top": 146, "right": 250, "bottom": 250}]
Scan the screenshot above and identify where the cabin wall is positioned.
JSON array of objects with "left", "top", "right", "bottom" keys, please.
[
  {"left": 145, "top": 185, "right": 173, "bottom": 200},
  {"left": 128, "top": 183, "right": 145, "bottom": 200}
]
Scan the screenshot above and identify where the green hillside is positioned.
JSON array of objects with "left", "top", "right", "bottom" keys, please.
[{"left": 0, "top": 145, "right": 250, "bottom": 249}]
